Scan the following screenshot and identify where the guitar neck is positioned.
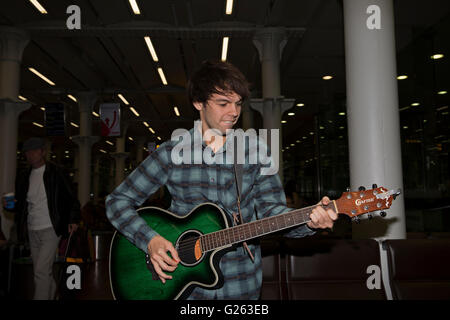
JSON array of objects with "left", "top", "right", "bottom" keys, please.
[{"left": 200, "top": 202, "right": 336, "bottom": 252}]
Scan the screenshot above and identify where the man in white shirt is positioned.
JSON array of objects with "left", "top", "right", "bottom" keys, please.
[{"left": 3, "top": 137, "right": 80, "bottom": 299}]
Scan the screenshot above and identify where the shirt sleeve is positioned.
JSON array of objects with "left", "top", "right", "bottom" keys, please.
[
  {"left": 105, "top": 144, "right": 171, "bottom": 253},
  {"left": 252, "top": 140, "right": 315, "bottom": 238}
]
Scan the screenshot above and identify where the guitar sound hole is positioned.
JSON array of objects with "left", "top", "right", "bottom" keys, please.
[{"left": 176, "top": 230, "right": 204, "bottom": 267}]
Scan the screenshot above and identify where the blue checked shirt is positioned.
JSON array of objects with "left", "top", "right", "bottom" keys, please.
[{"left": 106, "top": 123, "right": 315, "bottom": 300}]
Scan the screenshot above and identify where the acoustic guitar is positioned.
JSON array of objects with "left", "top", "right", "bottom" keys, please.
[{"left": 109, "top": 185, "right": 401, "bottom": 300}]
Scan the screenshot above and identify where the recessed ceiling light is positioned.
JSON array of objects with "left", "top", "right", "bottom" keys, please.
[
  {"left": 28, "top": 67, "right": 55, "bottom": 86},
  {"left": 67, "top": 94, "right": 77, "bottom": 102},
  {"left": 129, "top": 107, "right": 140, "bottom": 117},
  {"left": 431, "top": 54, "right": 444, "bottom": 60},
  {"left": 157, "top": 67, "right": 168, "bottom": 85},
  {"left": 221, "top": 37, "right": 229, "bottom": 62},
  {"left": 128, "top": 0, "right": 141, "bottom": 14},
  {"left": 29, "top": 0, "right": 47, "bottom": 14},
  {"left": 144, "top": 37, "right": 159, "bottom": 62},
  {"left": 117, "top": 94, "right": 129, "bottom": 105},
  {"left": 225, "top": 0, "right": 233, "bottom": 15}
]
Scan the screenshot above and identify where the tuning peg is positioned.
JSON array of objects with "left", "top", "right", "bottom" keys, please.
[
  {"left": 358, "top": 186, "right": 366, "bottom": 191},
  {"left": 393, "top": 189, "right": 402, "bottom": 200},
  {"left": 352, "top": 217, "right": 361, "bottom": 224},
  {"left": 372, "top": 184, "right": 378, "bottom": 189},
  {"left": 380, "top": 211, "right": 387, "bottom": 218}
]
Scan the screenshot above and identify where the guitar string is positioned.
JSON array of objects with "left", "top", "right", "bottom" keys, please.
[{"left": 172, "top": 205, "right": 318, "bottom": 254}]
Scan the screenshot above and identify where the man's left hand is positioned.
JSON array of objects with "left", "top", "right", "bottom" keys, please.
[
  {"left": 68, "top": 224, "right": 78, "bottom": 234},
  {"left": 307, "top": 196, "right": 338, "bottom": 230}
]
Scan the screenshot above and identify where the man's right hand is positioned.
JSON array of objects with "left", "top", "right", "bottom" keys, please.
[{"left": 147, "top": 235, "right": 181, "bottom": 284}]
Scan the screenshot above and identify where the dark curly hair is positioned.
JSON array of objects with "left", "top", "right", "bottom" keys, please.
[{"left": 187, "top": 60, "right": 250, "bottom": 106}]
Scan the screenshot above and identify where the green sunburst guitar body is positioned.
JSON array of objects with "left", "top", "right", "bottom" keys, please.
[{"left": 109, "top": 203, "right": 232, "bottom": 300}]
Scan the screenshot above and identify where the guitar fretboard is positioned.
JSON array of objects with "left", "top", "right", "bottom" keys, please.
[{"left": 200, "top": 203, "right": 334, "bottom": 252}]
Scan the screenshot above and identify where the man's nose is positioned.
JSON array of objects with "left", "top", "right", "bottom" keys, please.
[{"left": 229, "top": 103, "right": 240, "bottom": 116}]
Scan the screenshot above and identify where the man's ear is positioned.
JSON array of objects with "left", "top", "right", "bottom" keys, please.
[{"left": 193, "top": 101, "right": 203, "bottom": 112}]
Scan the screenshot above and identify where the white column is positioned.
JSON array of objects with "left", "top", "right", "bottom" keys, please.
[
  {"left": 250, "top": 28, "right": 295, "bottom": 183},
  {"left": 343, "top": 0, "right": 406, "bottom": 240},
  {"left": 111, "top": 135, "right": 129, "bottom": 188},
  {"left": 72, "top": 91, "right": 99, "bottom": 208},
  {"left": 0, "top": 27, "right": 30, "bottom": 239}
]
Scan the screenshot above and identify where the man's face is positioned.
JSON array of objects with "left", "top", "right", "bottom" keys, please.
[
  {"left": 194, "top": 91, "right": 242, "bottom": 135},
  {"left": 25, "top": 148, "right": 46, "bottom": 168}
]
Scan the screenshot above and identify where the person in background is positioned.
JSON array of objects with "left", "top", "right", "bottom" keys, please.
[{"left": 2, "top": 137, "right": 81, "bottom": 300}]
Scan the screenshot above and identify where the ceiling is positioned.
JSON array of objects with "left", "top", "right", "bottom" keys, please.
[{"left": 1, "top": 0, "right": 449, "bottom": 159}]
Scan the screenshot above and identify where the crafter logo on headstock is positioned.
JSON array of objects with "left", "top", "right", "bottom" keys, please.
[{"left": 355, "top": 198, "right": 374, "bottom": 206}]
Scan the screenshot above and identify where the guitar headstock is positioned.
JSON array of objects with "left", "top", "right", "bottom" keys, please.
[{"left": 335, "top": 185, "right": 401, "bottom": 222}]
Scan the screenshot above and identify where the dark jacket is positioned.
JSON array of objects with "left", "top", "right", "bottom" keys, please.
[{"left": 12, "top": 162, "right": 81, "bottom": 243}]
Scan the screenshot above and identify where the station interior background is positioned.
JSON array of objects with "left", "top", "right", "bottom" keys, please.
[{"left": 0, "top": 0, "right": 449, "bottom": 299}]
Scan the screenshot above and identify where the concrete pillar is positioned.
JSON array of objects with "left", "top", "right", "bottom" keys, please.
[
  {"left": 0, "top": 27, "right": 29, "bottom": 100},
  {"left": 111, "top": 135, "right": 129, "bottom": 188},
  {"left": 135, "top": 137, "right": 146, "bottom": 165},
  {"left": 72, "top": 91, "right": 99, "bottom": 208},
  {"left": 241, "top": 101, "right": 255, "bottom": 131},
  {"left": 343, "top": 0, "right": 406, "bottom": 301},
  {"left": 0, "top": 100, "right": 30, "bottom": 239},
  {"left": 93, "top": 156, "right": 100, "bottom": 203},
  {"left": 250, "top": 28, "right": 295, "bottom": 183},
  {"left": 0, "top": 27, "right": 30, "bottom": 239},
  {"left": 343, "top": 0, "right": 406, "bottom": 240}
]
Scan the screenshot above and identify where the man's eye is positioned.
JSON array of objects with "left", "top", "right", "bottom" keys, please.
[{"left": 219, "top": 104, "right": 227, "bottom": 107}]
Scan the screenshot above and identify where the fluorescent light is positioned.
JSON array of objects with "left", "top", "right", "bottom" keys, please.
[
  {"left": 431, "top": 54, "right": 444, "bottom": 60},
  {"left": 322, "top": 75, "right": 333, "bottom": 80},
  {"left": 296, "top": 103, "right": 304, "bottom": 107},
  {"left": 67, "top": 94, "right": 77, "bottom": 102},
  {"left": 128, "top": 137, "right": 134, "bottom": 141},
  {"left": 29, "top": 0, "right": 47, "bottom": 14},
  {"left": 397, "top": 75, "right": 408, "bottom": 80},
  {"left": 157, "top": 137, "right": 161, "bottom": 141},
  {"left": 399, "top": 106, "right": 410, "bottom": 111},
  {"left": 225, "top": 0, "right": 233, "bottom": 14},
  {"left": 143, "top": 121, "right": 149, "bottom": 127},
  {"left": 288, "top": 112, "right": 295, "bottom": 116},
  {"left": 144, "top": 37, "right": 159, "bottom": 62},
  {"left": 129, "top": 106, "right": 140, "bottom": 117},
  {"left": 18, "top": 95, "right": 28, "bottom": 101},
  {"left": 437, "top": 106, "right": 448, "bottom": 111},
  {"left": 281, "top": 120, "right": 287, "bottom": 124},
  {"left": 32, "top": 122, "right": 43, "bottom": 128},
  {"left": 157, "top": 68, "right": 168, "bottom": 85},
  {"left": 28, "top": 67, "right": 55, "bottom": 86},
  {"left": 221, "top": 37, "right": 229, "bottom": 61},
  {"left": 174, "top": 107, "right": 180, "bottom": 116},
  {"left": 92, "top": 111, "right": 99, "bottom": 117},
  {"left": 70, "top": 122, "right": 79, "bottom": 128},
  {"left": 99, "top": 149, "right": 107, "bottom": 154},
  {"left": 437, "top": 90, "right": 447, "bottom": 95},
  {"left": 149, "top": 127, "right": 155, "bottom": 134},
  {"left": 40, "top": 107, "right": 45, "bottom": 111},
  {"left": 411, "top": 102, "right": 420, "bottom": 106},
  {"left": 106, "top": 141, "right": 114, "bottom": 146},
  {"left": 117, "top": 93, "right": 129, "bottom": 105},
  {"left": 129, "top": 0, "right": 141, "bottom": 14},
  {"left": 338, "top": 112, "right": 346, "bottom": 116}
]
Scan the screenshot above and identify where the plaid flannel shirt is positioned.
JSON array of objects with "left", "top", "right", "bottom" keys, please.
[{"left": 106, "top": 123, "right": 315, "bottom": 300}]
